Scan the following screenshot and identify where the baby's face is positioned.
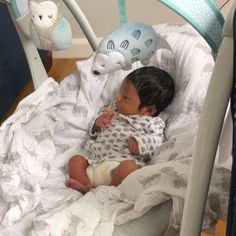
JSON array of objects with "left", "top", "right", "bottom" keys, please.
[{"left": 116, "top": 80, "right": 143, "bottom": 116}]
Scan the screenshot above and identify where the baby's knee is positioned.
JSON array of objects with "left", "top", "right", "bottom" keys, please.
[
  {"left": 69, "top": 155, "right": 87, "bottom": 167},
  {"left": 119, "top": 160, "right": 137, "bottom": 172},
  {"left": 111, "top": 160, "right": 137, "bottom": 186}
]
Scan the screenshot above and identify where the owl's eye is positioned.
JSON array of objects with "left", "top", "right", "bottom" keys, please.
[{"left": 48, "top": 15, "right": 53, "bottom": 19}]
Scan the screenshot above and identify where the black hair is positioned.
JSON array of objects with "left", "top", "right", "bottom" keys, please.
[{"left": 125, "top": 66, "right": 175, "bottom": 116}]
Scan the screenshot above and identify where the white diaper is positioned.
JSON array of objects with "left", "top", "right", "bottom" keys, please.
[{"left": 86, "top": 161, "right": 119, "bottom": 186}]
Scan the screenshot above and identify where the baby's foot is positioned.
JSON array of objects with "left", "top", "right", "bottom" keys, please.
[{"left": 65, "top": 178, "right": 93, "bottom": 194}]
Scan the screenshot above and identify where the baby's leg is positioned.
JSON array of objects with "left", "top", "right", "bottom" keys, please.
[
  {"left": 111, "top": 160, "right": 137, "bottom": 186},
  {"left": 66, "top": 179, "right": 94, "bottom": 194},
  {"left": 66, "top": 155, "right": 93, "bottom": 194}
]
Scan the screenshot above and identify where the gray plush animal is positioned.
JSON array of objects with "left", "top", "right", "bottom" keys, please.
[{"left": 92, "top": 22, "right": 158, "bottom": 75}]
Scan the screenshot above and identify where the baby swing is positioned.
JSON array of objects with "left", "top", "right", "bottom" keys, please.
[{"left": 0, "top": 0, "right": 235, "bottom": 235}]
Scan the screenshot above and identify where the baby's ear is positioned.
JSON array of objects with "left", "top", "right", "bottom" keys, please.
[{"left": 143, "top": 106, "right": 156, "bottom": 116}]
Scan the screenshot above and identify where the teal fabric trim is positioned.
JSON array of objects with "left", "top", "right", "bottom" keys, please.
[
  {"left": 118, "top": 0, "right": 127, "bottom": 25},
  {"left": 11, "top": 0, "right": 21, "bottom": 18},
  {"left": 159, "top": 0, "right": 222, "bottom": 53},
  {"left": 204, "top": 0, "right": 224, "bottom": 26}
]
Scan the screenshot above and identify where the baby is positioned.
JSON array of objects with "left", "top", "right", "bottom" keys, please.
[{"left": 66, "top": 66, "right": 175, "bottom": 194}]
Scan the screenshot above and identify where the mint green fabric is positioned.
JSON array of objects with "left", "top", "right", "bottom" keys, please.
[
  {"left": 118, "top": 0, "right": 127, "bottom": 25},
  {"left": 159, "top": 0, "right": 224, "bottom": 53},
  {"left": 10, "top": 0, "right": 28, "bottom": 18},
  {"left": 11, "top": 0, "right": 21, "bottom": 18}
]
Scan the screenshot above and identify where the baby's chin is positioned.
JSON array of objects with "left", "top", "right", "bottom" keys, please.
[
  {"left": 116, "top": 108, "right": 126, "bottom": 115},
  {"left": 116, "top": 105, "right": 133, "bottom": 116},
  {"left": 116, "top": 109, "right": 132, "bottom": 116}
]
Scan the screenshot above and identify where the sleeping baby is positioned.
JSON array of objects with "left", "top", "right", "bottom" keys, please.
[{"left": 66, "top": 66, "right": 175, "bottom": 194}]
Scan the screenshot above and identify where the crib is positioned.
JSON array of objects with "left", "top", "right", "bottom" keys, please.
[{"left": 0, "top": 0, "right": 234, "bottom": 235}]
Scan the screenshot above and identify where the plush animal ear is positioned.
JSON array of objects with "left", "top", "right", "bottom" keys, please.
[{"left": 29, "top": 1, "right": 38, "bottom": 13}]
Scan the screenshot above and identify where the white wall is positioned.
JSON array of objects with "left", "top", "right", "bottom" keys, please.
[
  {"left": 64, "top": 0, "right": 184, "bottom": 38},
  {"left": 54, "top": 0, "right": 234, "bottom": 58}
]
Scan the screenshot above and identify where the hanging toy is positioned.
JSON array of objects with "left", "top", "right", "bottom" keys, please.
[
  {"left": 92, "top": 0, "right": 159, "bottom": 75},
  {"left": 92, "top": 22, "right": 158, "bottom": 75},
  {"left": 29, "top": 0, "right": 72, "bottom": 51}
]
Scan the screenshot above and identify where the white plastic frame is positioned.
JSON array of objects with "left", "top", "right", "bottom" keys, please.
[{"left": 180, "top": 2, "right": 235, "bottom": 235}]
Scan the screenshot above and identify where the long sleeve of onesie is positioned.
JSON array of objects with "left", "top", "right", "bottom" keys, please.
[{"left": 131, "top": 116, "right": 165, "bottom": 157}]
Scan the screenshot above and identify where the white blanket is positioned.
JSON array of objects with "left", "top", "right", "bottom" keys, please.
[
  {"left": 0, "top": 72, "right": 115, "bottom": 235},
  {"left": 0, "top": 23, "right": 231, "bottom": 235}
]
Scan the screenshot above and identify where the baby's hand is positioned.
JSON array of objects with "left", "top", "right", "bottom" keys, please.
[
  {"left": 103, "top": 107, "right": 116, "bottom": 119},
  {"left": 128, "top": 137, "right": 139, "bottom": 155},
  {"left": 92, "top": 108, "right": 116, "bottom": 132}
]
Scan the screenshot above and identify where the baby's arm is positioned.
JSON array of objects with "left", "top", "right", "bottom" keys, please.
[
  {"left": 133, "top": 134, "right": 163, "bottom": 156},
  {"left": 92, "top": 107, "right": 116, "bottom": 133},
  {"left": 128, "top": 135, "right": 162, "bottom": 156},
  {"left": 128, "top": 137, "right": 140, "bottom": 155},
  {"left": 129, "top": 117, "right": 165, "bottom": 156}
]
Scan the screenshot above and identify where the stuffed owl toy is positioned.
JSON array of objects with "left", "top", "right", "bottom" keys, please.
[
  {"left": 92, "top": 22, "right": 159, "bottom": 75},
  {"left": 29, "top": 0, "right": 72, "bottom": 51}
]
